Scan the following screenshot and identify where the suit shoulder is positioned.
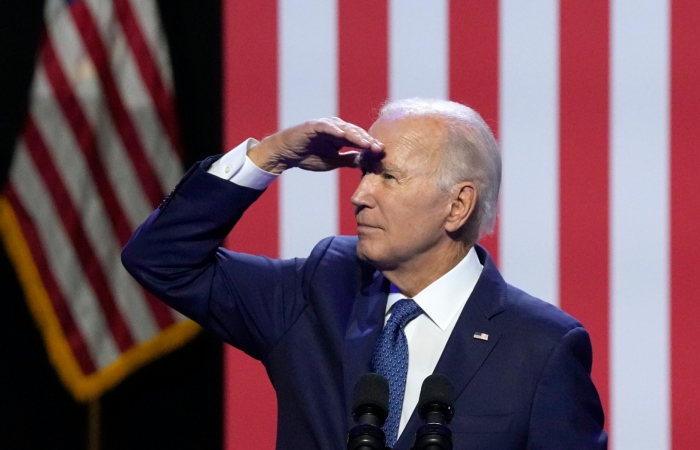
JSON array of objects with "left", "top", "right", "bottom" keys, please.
[
  {"left": 303, "top": 235, "right": 362, "bottom": 281},
  {"left": 307, "top": 235, "right": 358, "bottom": 264},
  {"left": 503, "top": 284, "right": 583, "bottom": 342}
]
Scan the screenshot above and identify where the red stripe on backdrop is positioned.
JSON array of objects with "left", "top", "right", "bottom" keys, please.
[
  {"left": 671, "top": 0, "right": 700, "bottom": 446},
  {"left": 24, "top": 118, "right": 135, "bottom": 352},
  {"left": 6, "top": 186, "right": 97, "bottom": 374},
  {"left": 43, "top": 39, "right": 176, "bottom": 330},
  {"left": 448, "top": 0, "right": 500, "bottom": 264},
  {"left": 112, "top": 0, "right": 182, "bottom": 154},
  {"left": 223, "top": 1, "right": 279, "bottom": 449},
  {"left": 558, "top": 0, "right": 610, "bottom": 428},
  {"left": 69, "top": 2, "right": 166, "bottom": 207},
  {"left": 337, "top": 0, "right": 388, "bottom": 236}
]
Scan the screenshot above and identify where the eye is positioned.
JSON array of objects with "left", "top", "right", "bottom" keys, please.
[{"left": 382, "top": 172, "right": 396, "bottom": 181}]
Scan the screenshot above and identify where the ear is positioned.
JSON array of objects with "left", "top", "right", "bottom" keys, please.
[{"left": 444, "top": 182, "right": 476, "bottom": 233}]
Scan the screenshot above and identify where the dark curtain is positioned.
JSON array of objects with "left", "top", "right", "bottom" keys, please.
[{"left": 0, "top": 1, "right": 224, "bottom": 448}]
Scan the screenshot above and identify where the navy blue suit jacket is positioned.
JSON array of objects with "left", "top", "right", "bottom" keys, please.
[{"left": 122, "top": 158, "right": 607, "bottom": 449}]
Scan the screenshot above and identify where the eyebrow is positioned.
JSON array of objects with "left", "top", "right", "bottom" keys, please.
[{"left": 382, "top": 162, "right": 400, "bottom": 173}]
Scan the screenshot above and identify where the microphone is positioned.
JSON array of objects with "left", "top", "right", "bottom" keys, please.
[
  {"left": 412, "top": 374, "right": 455, "bottom": 450},
  {"left": 347, "top": 373, "right": 390, "bottom": 450}
]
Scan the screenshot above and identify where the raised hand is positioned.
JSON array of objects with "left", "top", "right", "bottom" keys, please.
[{"left": 247, "top": 117, "right": 384, "bottom": 174}]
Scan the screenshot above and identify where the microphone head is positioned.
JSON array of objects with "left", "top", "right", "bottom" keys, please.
[
  {"left": 418, "top": 373, "right": 455, "bottom": 423},
  {"left": 352, "top": 373, "right": 389, "bottom": 424}
]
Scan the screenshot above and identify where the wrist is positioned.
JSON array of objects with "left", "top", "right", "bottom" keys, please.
[{"left": 247, "top": 138, "right": 288, "bottom": 174}]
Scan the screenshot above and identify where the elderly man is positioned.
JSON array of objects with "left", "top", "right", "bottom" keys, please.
[{"left": 122, "top": 98, "right": 607, "bottom": 449}]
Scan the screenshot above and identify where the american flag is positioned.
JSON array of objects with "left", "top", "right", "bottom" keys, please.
[
  {"left": 222, "top": 1, "right": 700, "bottom": 449},
  {"left": 0, "top": 0, "right": 198, "bottom": 402}
]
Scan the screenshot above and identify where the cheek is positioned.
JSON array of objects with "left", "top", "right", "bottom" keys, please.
[{"left": 405, "top": 193, "right": 449, "bottom": 224}]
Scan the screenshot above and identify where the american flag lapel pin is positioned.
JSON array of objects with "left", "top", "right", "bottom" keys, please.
[{"left": 473, "top": 332, "right": 489, "bottom": 341}]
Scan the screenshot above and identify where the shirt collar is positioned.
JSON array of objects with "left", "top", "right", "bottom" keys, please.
[{"left": 385, "top": 246, "right": 484, "bottom": 331}]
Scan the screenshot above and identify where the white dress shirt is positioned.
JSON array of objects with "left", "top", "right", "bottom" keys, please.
[
  {"left": 385, "top": 248, "right": 482, "bottom": 435},
  {"left": 209, "top": 140, "right": 485, "bottom": 437},
  {"left": 208, "top": 139, "right": 277, "bottom": 189}
]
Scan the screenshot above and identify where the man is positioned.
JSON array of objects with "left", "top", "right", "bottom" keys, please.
[{"left": 122, "top": 98, "right": 607, "bottom": 449}]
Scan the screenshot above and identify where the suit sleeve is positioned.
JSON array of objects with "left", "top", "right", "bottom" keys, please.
[
  {"left": 527, "top": 326, "right": 608, "bottom": 449},
  {"left": 122, "top": 157, "right": 308, "bottom": 361}
]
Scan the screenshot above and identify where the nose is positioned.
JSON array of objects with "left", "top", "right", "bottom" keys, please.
[{"left": 351, "top": 174, "right": 375, "bottom": 211}]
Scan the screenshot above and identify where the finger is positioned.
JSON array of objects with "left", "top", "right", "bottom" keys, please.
[
  {"left": 308, "top": 118, "right": 347, "bottom": 139},
  {"left": 336, "top": 150, "right": 361, "bottom": 168},
  {"left": 321, "top": 117, "right": 385, "bottom": 152},
  {"left": 344, "top": 125, "right": 383, "bottom": 151},
  {"left": 359, "top": 144, "right": 385, "bottom": 160},
  {"left": 323, "top": 118, "right": 377, "bottom": 149},
  {"left": 307, "top": 118, "right": 383, "bottom": 154},
  {"left": 339, "top": 127, "right": 381, "bottom": 152}
]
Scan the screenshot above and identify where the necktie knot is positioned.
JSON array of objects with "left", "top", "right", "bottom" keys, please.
[
  {"left": 371, "top": 299, "right": 423, "bottom": 446},
  {"left": 387, "top": 298, "right": 423, "bottom": 331}
]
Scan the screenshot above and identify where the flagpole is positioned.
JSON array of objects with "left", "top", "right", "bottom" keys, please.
[{"left": 87, "top": 398, "right": 100, "bottom": 450}]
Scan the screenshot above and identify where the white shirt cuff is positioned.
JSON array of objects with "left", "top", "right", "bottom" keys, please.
[{"left": 207, "top": 138, "right": 278, "bottom": 190}]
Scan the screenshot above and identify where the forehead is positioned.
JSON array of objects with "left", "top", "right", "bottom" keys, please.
[{"left": 367, "top": 114, "right": 446, "bottom": 168}]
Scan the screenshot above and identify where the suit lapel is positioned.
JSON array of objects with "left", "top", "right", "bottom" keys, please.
[
  {"left": 342, "top": 268, "right": 388, "bottom": 430},
  {"left": 433, "top": 251, "right": 506, "bottom": 399},
  {"left": 395, "top": 246, "right": 507, "bottom": 449}
]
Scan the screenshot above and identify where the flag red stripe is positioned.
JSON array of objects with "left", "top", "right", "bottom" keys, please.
[
  {"left": 448, "top": 0, "right": 500, "bottom": 263},
  {"left": 42, "top": 40, "right": 133, "bottom": 246},
  {"left": 337, "top": 0, "right": 389, "bottom": 236},
  {"left": 671, "top": 0, "right": 700, "bottom": 446},
  {"left": 223, "top": 1, "right": 280, "bottom": 449},
  {"left": 6, "top": 186, "right": 98, "bottom": 374},
  {"left": 143, "top": 290, "right": 176, "bottom": 329},
  {"left": 112, "top": 0, "right": 181, "bottom": 155},
  {"left": 23, "top": 117, "right": 135, "bottom": 352},
  {"left": 69, "top": 2, "right": 165, "bottom": 207},
  {"left": 558, "top": 0, "right": 610, "bottom": 425},
  {"left": 42, "top": 39, "right": 176, "bottom": 331}
]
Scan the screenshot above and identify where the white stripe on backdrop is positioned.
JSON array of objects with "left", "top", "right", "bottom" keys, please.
[
  {"left": 611, "top": 0, "right": 670, "bottom": 449},
  {"left": 499, "top": 0, "right": 560, "bottom": 307},
  {"left": 279, "top": 0, "right": 339, "bottom": 258},
  {"left": 223, "top": 1, "right": 699, "bottom": 448},
  {"left": 389, "top": 0, "right": 448, "bottom": 100}
]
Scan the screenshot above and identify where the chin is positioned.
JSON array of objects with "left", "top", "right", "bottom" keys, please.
[
  {"left": 355, "top": 241, "right": 370, "bottom": 262},
  {"left": 356, "top": 241, "right": 377, "bottom": 265},
  {"left": 355, "top": 242, "right": 392, "bottom": 272}
]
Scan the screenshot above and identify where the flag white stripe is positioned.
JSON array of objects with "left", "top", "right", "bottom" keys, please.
[
  {"left": 278, "top": 0, "right": 339, "bottom": 258},
  {"left": 44, "top": 0, "right": 67, "bottom": 28},
  {"left": 45, "top": 0, "right": 155, "bottom": 229},
  {"left": 84, "top": 0, "right": 182, "bottom": 196},
  {"left": 31, "top": 68, "right": 160, "bottom": 343},
  {"left": 388, "top": 0, "right": 449, "bottom": 100},
  {"left": 11, "top": 144, "right": 120, "bottom": 369},
  {"left": 610, "top": 0, "right": 670, "bottom": 448},
  {"left": 498, "top": 0, "right": 560, "bottom": 306},
  {"left": 126, "top": 0, "right": 175, "bottom": 91}
]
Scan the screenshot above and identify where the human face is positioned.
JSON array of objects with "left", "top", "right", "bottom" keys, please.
[{"left": 351, "top": 115, "right": 453, "bottom": 272}]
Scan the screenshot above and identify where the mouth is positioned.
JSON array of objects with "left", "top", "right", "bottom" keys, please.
[{"left": 356, "top": 223, "right": 381, "bottom": 234}]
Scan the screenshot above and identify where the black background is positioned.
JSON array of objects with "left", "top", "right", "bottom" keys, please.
[{"left": 0, "top": 1, "right": 225, "bottom": 448}]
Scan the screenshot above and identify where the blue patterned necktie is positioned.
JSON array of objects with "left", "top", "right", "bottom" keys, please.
[{"left": 371, "top": 298, "right": 423, "bottom": 447}]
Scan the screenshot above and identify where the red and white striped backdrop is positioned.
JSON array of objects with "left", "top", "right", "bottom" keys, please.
[{"left": 223, "top": 1, "right": 700, "bottom": 449}]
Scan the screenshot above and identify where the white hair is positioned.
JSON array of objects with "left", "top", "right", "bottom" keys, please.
[{"left": 378, "top": 98, "right": 502, "bottom": 244}]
